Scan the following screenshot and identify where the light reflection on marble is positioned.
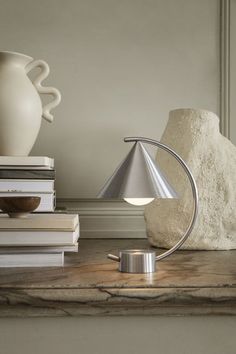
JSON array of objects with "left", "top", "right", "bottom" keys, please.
[{"left": 0, "top": 239, "right": 235, "bottom": 317}]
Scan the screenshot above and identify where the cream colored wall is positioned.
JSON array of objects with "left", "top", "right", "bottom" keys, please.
[
  {"left": 0, "top": 0, "right": 219, "bottom": 198},
  {"left": 0, "top": 316, "right": 235, "bottom": 354}
]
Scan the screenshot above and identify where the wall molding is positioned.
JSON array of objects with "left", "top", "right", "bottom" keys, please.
[
  {"left": 220, "top": 0, "right": 231, "bottom": 138},
  {"left": 57, "top": 199, "right": 146, "bottom": 238}
]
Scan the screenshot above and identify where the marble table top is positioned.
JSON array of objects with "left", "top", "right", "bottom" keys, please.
[{"left": 0, "top": 239, "right": 235, "bottom": 317}]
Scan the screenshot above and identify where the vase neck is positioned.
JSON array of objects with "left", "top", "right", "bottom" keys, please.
[{"left": 0, "top": 51, "right": 33, "bottom": 69}]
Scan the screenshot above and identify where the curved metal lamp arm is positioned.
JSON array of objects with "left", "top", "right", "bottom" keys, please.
[{"left": 123, "top": 136, "right": 198, "bottom": 261}]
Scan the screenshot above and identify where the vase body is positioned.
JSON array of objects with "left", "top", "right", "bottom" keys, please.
[
  {"left": 0, "top": 51, "right": 61, "bottom": 156},
  {"left": 145, "top": 108, "right": 236, "bottom": 250}
]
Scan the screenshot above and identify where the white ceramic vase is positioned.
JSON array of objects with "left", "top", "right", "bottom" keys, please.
[{"left": 0, "top": 51, "right": 61, "bottom": 156}]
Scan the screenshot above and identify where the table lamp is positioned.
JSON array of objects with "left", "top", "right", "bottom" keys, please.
[{"left": 97, "top": 137, "right": 198, "bottom": 273}]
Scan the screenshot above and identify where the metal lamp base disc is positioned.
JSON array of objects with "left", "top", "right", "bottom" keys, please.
[{"left": 118, "top": 249, "right": 156, "bottom": 273}]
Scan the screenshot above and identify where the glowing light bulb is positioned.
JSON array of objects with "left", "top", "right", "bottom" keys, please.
[{"left": 124, "top": 198, "right": 154, "bottom": 206}]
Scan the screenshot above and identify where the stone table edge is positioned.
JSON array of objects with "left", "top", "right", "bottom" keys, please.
[{"left": 0, "top": 287, "right": 235, "bottom": 317}]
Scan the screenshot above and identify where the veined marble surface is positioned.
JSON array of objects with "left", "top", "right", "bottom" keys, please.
[{"left": 0, "top": 239, "right": 235, "bottom": 317}]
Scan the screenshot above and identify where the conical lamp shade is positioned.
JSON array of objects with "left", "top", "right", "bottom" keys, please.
[{"left": 97, "top": 142, "right": 178, "bottom": 199}]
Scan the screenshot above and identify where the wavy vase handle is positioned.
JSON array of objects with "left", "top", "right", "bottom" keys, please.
[{"left": 26, "top": 59, "right": 61, "bottom": 122}]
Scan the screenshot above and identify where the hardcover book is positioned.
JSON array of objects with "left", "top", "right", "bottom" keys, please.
[
  {"left": 0, "top": 213, "right": 79, "bottom": 230},
  {"left": 0, "top": 156, "right": 54, "bottom": 168},
  {"left": 0, "top": 243, "right": 79, "bottom": 253},
  {"left": 0, "top": 166, "right": 54, "bottom": 170},
  {"left": 0, "top": 179, "right": 54, "bottom": 193},
  {"left": 0, "top": 226, "right": 79, "bottom": 246},
  {"left": 0, "top": 169, "right": 55, "bottom": 179}
]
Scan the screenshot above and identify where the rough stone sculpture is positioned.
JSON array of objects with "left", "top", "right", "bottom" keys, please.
[{"left": 145, "top": 108, "right": 236, "bottom": 250}]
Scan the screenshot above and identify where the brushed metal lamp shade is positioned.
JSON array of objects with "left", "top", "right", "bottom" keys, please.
[
  {"left": 97, "top": 141, "right": 178, "bottom": 199},
  {"left": 97, "top": 137, "right": 198, "bottom": 274}
]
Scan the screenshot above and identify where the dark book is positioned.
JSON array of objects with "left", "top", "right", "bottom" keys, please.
[{"left": 0, "top": 169, "right": 55, "bottom": 179}]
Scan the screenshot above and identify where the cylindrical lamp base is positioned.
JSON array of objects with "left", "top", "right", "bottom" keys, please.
[{"left": 118, "top": 249, "right": 156, "bottom": 273}]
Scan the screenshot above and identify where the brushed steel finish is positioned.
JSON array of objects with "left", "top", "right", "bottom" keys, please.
[
  {"left": 116, "top": 249, "right": 156, "bottom": 273},
  {"left": 107, "top": 254, "right": 120, "bottom": 262},
  {"left": 97, "top": 141, "right": 178, "bottom": 199},
  {"left": 99, "top": 136, "right": 198, "bottom": 273}
]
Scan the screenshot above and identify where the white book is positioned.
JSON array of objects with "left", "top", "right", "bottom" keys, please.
[
  {"left": 0, "top": 156, "right": 54, "bottom": 168},
  {"left": 0, "top": 226, "right": 79, "bottom": 246},
  {"left": 0, "top": 213, "right": 79, "bottom": 230},
  {"left": 0, "top": 179, "right": 54, "bottom": 193},
  {"left": 0, "top": 252, "right": 64, "bottom": 267},
  {"left": 0, "top": 243, "right": 78, "bottom": 254}
]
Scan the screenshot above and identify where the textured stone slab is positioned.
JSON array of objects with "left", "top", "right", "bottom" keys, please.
[
  {"left": 0, "top": 288, "right": 236, "bottom": 317},
  {"left": 145, "top": 108, "right": 236, "bottom": 250},
  {"left": 0, "top": 239, "right": 235, "bottom": 316}
]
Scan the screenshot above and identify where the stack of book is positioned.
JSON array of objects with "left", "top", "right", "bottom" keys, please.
[
  {"left": 0, "top": 213, "right": 79, "bottom": 267},
  {"left": 0, "top": 156, "right": 55, "bottom": 212}
]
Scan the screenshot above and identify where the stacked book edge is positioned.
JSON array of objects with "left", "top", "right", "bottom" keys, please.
[
  {"left": 0, "top": 214, "right": 79, "bottom": 267},
  {"left": 0, "top": 156, "right": 55, "bottom": 212},
  {"left": 0, "top": 156, "right": 79, "bottom": 267}
]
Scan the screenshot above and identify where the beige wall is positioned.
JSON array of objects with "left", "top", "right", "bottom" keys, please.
[{"left": 0, "top": 0, "right": 219, "bottom": 198}]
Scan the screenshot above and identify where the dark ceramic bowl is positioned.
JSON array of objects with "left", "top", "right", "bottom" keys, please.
[{"left": 0, "top": 196, "right": 41, "bottom": 218}]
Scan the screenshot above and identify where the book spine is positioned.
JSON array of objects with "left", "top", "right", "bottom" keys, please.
[
  {"left": 0, "top": 156, "right": 54, "bottom": 168},
  {"left": 0, "top": 227, "right": 79, "bottom": 246},
  {"left": 0, "top": 213, "right": 79, "bottom": 230},
  {"left": 0, "top": 179, "right": 54, "bottom": 193},
  {"left": 0, "top": 244, "right": 78, "bottom": 253},
  {"left": 0, "top": 166, "right": 54, "bottom": 170},
  {"left": 0, "top": 170, "right": 55, "bottom": 179}
]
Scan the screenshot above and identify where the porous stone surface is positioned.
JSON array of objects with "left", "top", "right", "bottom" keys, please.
[{"left": 145, "top": 108, "right": 236, "bottom": 250}]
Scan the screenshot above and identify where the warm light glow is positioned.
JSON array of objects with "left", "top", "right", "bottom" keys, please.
[{"left": 124, "top": 198, "right": 154, "bottom": 206}]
